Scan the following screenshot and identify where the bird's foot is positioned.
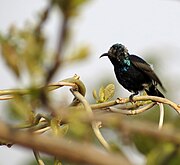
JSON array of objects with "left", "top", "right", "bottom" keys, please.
[
  {"left": 129, "top": 95, "right": 135, "bottom": 102},
  {"left": 129, "top": 92, "right": 138, "bottom": 102}
]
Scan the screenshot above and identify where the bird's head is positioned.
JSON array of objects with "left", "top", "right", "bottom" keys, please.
[{"left": 100, "top": 44, "right": 129, "bottom": 63}]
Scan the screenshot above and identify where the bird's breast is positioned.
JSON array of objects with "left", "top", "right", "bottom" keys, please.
[{"left": 114, "top": 63, "right": 152, "bottom": 92}]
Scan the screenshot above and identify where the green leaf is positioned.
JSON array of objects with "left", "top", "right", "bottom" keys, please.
[
  {"left": 50, "top": 117, "right": 61, "bottom": 136},
  {"left": 99, "top": 86, "right": 105, "bottom": 103},
  {"left": 19, "top": 29, "right": 46, "bottom": 79},
  {"left": 54, "top": 159, "right": 62, "bottom": 165},
  {"left": 8, "top": 95, "right": 35, "bottom": 122},
  {"left": 50, "top": 117, "right": 69, "bottom": 137},
  {"left": 59, "top": 124, "right": 69, "bottom": 136},
  {"left": 66, "top": 45, "right": 90, "bottom": 62},
  {"left": 92, "top": 89, "right": 98, "bottom": 100},
  {"left": 104, "top": 84, "right": 115, "bottom": 101},
  {"left": 0, "top": 26, "right": 47, "bottom": 82},
  {"left": 0, "top": 39, "right": 20, "bottom": 77},
  {"left": 68, "top": 120, "right": 91, "bottom": 139}
]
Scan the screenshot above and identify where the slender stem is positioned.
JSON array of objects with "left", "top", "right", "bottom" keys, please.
[
  {"left": 45, "top": 15, "right": 68, "bottom": 83},
  {"left": 91, "top": 101, "right": 117, "bottom": 109},
  {"left": 33, "top": 150, "right": 45, "bottom": 165},
  {"left": 0, "top": 96, "right": 13, "bottom": 100},
  {"left": 70, "top": 89, "right": 111, "bottom": 151},
  {"left": 158, "top": 103, "right": 164, "bottom": 130},
  {"left": 35, "top": 2, "right": 52, "bottom": 35},
  {"left": 34, "top": 126, "right": 51, "bottom": 134}
]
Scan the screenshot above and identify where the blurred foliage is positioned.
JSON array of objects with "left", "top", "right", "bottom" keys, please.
[
  {"left": 27, "top": 157, "right": 81, "bottom": 165},
  {"left": 8, "top": 95, "right": 35, "bottom": 122},
  {"left": 65, "top": 45, "right": 90, "bottom": 63},
  {"left": 0, "top": 26, "right": 46, "bottom": 83},
  {"left": 0, "top": 0, "right": 180, "bottom": 165},
  {"left": 147, "top": 143, "right": 180, "bottom": 165},
  {"left": 133, "top": 133, "right": 159, "bottom": 155},
  {"left": 27, "top": 157, "right": 53, "bottom": 165},
  {"left": 53, "top": 0, "right": 89, "bottom": 17}
]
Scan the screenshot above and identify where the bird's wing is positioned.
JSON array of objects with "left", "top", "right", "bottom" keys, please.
[{"left": 129, "top": 55, "right": 166, "bottom": 91}]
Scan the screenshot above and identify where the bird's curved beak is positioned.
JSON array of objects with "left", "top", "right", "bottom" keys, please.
[{"left": 99, "top": 53, "right": 109, "bottom": 58}]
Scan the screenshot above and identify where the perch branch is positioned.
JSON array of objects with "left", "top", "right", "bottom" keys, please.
[
  {"left": 0, "top": 78, "right": 180, "bottom": 115},
  {"left": 116, "top": 96, "right": 180, "bottom": 114}
]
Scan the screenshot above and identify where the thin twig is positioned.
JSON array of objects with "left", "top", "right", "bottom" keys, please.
[
  {"left": 0, "top": 89, "right": 30, "bottom": 96},
  {"left": 45, "top": 15, "right": 68, "bottom": 83},
  {"left": 115, "top": 100, "right": 152, "bottom": 110},
  {"left": 35, "top": 2, "right": 53, "bottom": 35},
  {"left": 109, "top": 102, "right": 156, "bottom": 115},
  {"left": 0, "top": 96, "right": 13, "bottom": 100},
  {"left": 34, "top": 126, "right": 51, "bottom": 134},
  {"left": 33, "top": 150, "right": 45, "bottom": 165},
  {"left": 158, "top": 103, "right": 164, "bottom": 130},
  {"left": 70, "top": 89, "right": 111, "bottom": 151}
]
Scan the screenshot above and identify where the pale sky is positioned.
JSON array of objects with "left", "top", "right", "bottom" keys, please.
[{"left": 0, "top": 0, "right": 180, "bottom": 164}]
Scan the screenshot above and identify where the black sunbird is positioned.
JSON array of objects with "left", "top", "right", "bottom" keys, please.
[{"left": 100, "top": 43, "right": 166, "bottom": 100}]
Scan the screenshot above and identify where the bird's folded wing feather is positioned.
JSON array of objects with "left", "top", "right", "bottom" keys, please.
[{"left": 129, "top": 55, "right": 166, "bottom": 91}]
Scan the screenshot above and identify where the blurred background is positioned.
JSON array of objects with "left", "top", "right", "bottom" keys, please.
[{"left": 0, "top": 0, "right": 180, "bottom": 164}]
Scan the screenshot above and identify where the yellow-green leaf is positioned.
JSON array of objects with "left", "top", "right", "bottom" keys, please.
[
  {"left": 99, "top": 86, "right": 105, "bottom": 103},
  {"left": 9, "top": 95, "right": 34, "bottom": 122},
  {"left": 104, "top": 83, "right": 115, "bottom": 101},
  {"left": 1, "top": 41, "right": 20, "bottom": 77},
  {"left": 59, "top": 124, "right": 69, "bottom": 136},
  {"left": 92, "top": 89, "right": 98, "bottom": 100},
  {"left": 66, "top": 45, "right": 90, "bottom": 62},
  {"left": 50, "top": 117, "right": 61, "bottom": 136}
]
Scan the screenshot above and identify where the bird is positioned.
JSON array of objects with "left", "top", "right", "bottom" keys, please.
[{"left": 100, "top": 43, "right": 166, "bottom": 101}]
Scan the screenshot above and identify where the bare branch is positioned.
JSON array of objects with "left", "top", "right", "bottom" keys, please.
[
  {"left": 116, "top": 96, "right": 180, "bottom": 114},
  {"left": 109, "top": 102, "right": 156, "bottom": 115}
]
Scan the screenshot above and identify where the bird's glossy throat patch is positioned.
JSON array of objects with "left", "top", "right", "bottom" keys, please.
[{"left": 123, "top": 59, "right": 131, "bottom": 66}]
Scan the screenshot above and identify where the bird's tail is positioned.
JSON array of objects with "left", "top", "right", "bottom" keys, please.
[{"left": 145, "top": 85, "right": 164, "bottom": 98}]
